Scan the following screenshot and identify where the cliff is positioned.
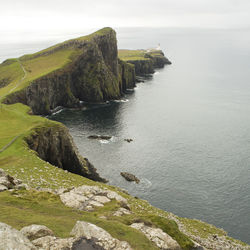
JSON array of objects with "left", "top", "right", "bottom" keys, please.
[
  {"left": 1, "top": 28, "right": 136, "bottom": 115},
  {"left": 118, "top": 49, "right": 171, "bottom": 76},
  {"left": 25, "top": 125, "right": 106, "bottom": 182},
  {"left": 0, "top": 103, "right": 105, "bottom": 184}
]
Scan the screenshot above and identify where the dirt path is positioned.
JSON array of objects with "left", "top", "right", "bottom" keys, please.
[
  {"left": 0, "top": 135, "right": 20, "bottom": 153},
  {"left": 9, "top": 59, "right": 27, "bottom": 93},
  {"left": 0, "top": 60, "right": 27, "bottom": 153}
]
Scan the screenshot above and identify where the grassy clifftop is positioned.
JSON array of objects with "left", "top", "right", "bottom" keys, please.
[{"left": 0, "top": 28, "right": 114, "bottom": 103}]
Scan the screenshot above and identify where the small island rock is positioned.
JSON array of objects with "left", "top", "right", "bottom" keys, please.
[
  {"left": 88, "top": 135, "right": 112, "bottom": 140},
  {"left": 120, "top": 172, "right": 140, "bottom": 183}
]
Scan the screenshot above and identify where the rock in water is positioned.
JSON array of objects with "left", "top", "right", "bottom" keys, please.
[
  {"left": 0, "top": 222, "right": 36, "bottom": 250},
  {"left": 20, "top": 224, "right": 54, "bottom": 241},
  {"left": 124, "top": 138, "right": 133, "bottom": 143},
  {"left": 120, "top": 172, "right": 140, "bottom": 183},
  {"left": 88, "top": 135, "right": 112, "bottom": 140}
]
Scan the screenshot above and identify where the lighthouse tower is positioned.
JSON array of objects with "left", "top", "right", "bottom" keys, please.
[{"left": 156, "top": 43, "right": 161, "bottom": 50}]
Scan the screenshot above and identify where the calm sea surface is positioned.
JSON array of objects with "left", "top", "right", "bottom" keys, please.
[{"left": 1, "top": 27, "right": 250, "bottom": 243}]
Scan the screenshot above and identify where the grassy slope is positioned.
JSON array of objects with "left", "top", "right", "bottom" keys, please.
[
  {"left": 0, "top": 29, "right": 248, "bottom": 249},
  {"left": 118, "top": 49, "right": 163, "bottom": 62},
  {"left": 118, "top": 49, "right": 149, "bottom": 61}
]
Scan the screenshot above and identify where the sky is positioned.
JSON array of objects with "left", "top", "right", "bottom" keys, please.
[{"left": 1, "top": 0, "right": 250, "bottom": 34}]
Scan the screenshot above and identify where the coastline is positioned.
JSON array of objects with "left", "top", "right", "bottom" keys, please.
[{"left": 0, "top": 27, "right": 249, "bottom": 249}]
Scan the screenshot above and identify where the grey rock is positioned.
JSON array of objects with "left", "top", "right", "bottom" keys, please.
[
  {"left": 0, "top": 176, "right": 13, "bottom": 189},
  {"left": 71, "top": 221, "right": 132, "bottom": 250},
  {"left": 113, "top": 208, "right": 132, "bottom": 217},
  {"left": 131, "top": 222, "right": 181, "bottom": 250},
  {"left": 120, "top": 172, "right": 140, "bottom": 184},
  {"left": 0, "top": 184, "right": 8, "bottom": 192},
  {"left": 20, "top": 224, "right": 54, "bottom": 241},
  {"left": 32, "top": 236, "right": 73, "bottom": 250},
  {"left": 0, "top": 222, "right": 36, "bottom": 250}
]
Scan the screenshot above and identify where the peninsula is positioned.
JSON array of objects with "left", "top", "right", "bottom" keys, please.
[{"left": 0, "top": 28, "right": 248, "bottom": 249}]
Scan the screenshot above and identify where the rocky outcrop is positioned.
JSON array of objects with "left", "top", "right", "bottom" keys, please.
[
  {"left": 125, "top": 50, "right": 171, "bottom": 76},
  {"left": 25, "top": 125, "right": 106, "bottom": 182},
  {"left": 59, "top": 185, "right": 128, "bottom": 211},
  {"left": 130, "top": 223, "right": 181, "bottom": 250},
  {"left": 71, "top": 221, "right": 132, "bottom": 250},
  {"left": 146, "top": 50, "right": 172, "bottom": 68},
  {"left": 0, "top": 221, "right": 131, "bottom": 250},
  {"left": 0, "top": 168, "right": 25, "bottom": 191}
]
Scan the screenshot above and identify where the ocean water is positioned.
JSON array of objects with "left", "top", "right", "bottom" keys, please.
[{"left": 1, "top": 27, "right": 250, "bottom": 243}]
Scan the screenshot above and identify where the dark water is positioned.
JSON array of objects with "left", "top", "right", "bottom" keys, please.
[{"left": 2, "top": 27, "right": 250, "bottom": 243}]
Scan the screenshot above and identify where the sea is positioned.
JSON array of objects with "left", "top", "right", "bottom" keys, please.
[{"left": 1, "top": 27, "right": 250, "bottom": 244}]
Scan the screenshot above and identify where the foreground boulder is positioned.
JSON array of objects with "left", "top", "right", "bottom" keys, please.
[
  {"left": 120, "top": 172, "right": 140, "bottom": 184},
  {"left": 20, "top": 224, "right": 54, "bottom": 241},
  {"left": 71, "top": 221, "right": 132, "bottom": 250},
  {"left": 0, "top": 222, "right": 36, "bottom": 250},
  {"left": 130, "top": 223, "right": 181, "bottom": 250}
]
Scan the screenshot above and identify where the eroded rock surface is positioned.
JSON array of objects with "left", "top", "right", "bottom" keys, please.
[
  {"left": 130, "top": 223, "right": 181, "bottom": 250},
  {"left": 60, "top": 185, "right": 127, "bottom": 211},
  {"left": 71, "top": 221, "right": 132, "bottom": 250},
  {"left": 20, "top": 224, "right": 54, "bottom": 241}
]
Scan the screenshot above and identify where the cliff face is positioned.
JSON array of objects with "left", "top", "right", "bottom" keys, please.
[
  {"left": 119, "top": 49, "right": 171, "bottom": 76},
  {"left": 3, "top": 28, "right": 135, "bottom": 115},
  {"left": 126, "top": 59, "right": 155, "bottom": 76},
  {"left": 147, "top": 51, "right": 172, "bottom": 68},
  {"left": 25, "top": 125, "right": 106, "bottom": 182},
  {"left": 118, "top": 59, "right": 136, "bottom": 91}
]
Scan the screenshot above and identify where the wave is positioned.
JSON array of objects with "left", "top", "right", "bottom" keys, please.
[
  {"left": 138, "top": 178, "right": 152, "bottom": 189},
  {"left": 112, "top": 99, "right": 129, "bottom": 103},
  {"left": 51, "top": 108, "right": 64, "bottom": 116},
  {"left": 99, "top": 140, "right": 110, "bottom": 144}
]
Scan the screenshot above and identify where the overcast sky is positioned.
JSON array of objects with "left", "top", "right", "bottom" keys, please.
[{"left": 1, "top": 0, "right": 250, "bottom": 33}]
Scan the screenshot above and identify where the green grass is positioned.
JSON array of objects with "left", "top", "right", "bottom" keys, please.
[
  {"left": 0, "top": 189, "right": 158, "bottom": 250},
  {"left": 118, "top": 49, "right": 150, "bottom": 61},
  {"left": 118, "top": 49, "right": 165, "bottom": 62},
  {"left": 0, "top": 188, "right": 195, "bottom": 249}
]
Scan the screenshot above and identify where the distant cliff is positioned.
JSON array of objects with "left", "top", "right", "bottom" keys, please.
[
  {"left": 2, "top": 28, "right": 136, "bottom": 115},
  {"left": 1, "top": 28, "right": 171, "bottom": 115},
  {"left": 118, "top": 49, "right": 171, "bottom": 76}
]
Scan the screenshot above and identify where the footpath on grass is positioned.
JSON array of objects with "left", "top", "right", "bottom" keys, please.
[{"left": 0, "top": 60, "right": 26, "bottom": 153}]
